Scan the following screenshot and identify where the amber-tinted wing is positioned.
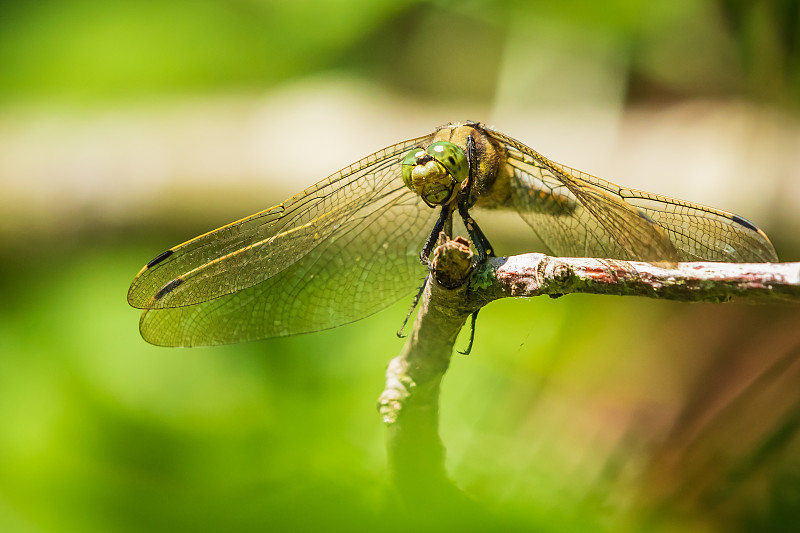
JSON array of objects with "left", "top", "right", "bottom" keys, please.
[
  {"left": 486, "top": 129, "right": 778, "bottom": 263},
  {"left": 130, "top": 134, "right": 438, "bottom": 346}
]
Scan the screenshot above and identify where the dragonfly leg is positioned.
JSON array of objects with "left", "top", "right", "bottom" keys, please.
[
  {"left": 396, "top": 273, "right": 429, "bottom": 338},
  {"left": 458, "top": 310, "right": 479, "bottom": 355},
  {"left": 461, "top": 134, "right": 477, "bottom": 205},
  {"left": 420, "top": 204, "right": 453, "bottom": 265},
  {"left": 457, "top": 202, "right": 494, "bottom": 263},
  {"left": 443, "top": 209, "right": 453, "bottom": 238},
  {"left": 459, "top": 134, "right": 496, "bottom": 263}
]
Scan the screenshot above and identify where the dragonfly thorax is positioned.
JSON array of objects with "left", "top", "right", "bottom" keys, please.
[{"left": 402, "top": 141, "right": 468, "bottom": 207}]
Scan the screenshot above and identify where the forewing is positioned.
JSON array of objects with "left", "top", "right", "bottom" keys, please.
[
  {"left": 128, "top": 134, "right": 434, "bottom": 309},
  {"left": 487, "top": 129, "right": 778, "bottom": 262},
  {"left": 138, "top": 185, "right": 437, "bottom": 346}
]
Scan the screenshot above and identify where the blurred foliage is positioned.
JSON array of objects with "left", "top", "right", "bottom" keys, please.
[
  {"left": 1, "top": 0, "right": 800, "bottom": 106},
  {"left": 0, "top": 0, "right": 403, "bottom": 102},
  {"left": 1, "top": 0, "right": 800, "bottom": 532}
]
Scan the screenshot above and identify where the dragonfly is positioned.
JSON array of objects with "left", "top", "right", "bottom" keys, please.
[{"left": 128, "top": 121, "right": 779, "bottom": 347}]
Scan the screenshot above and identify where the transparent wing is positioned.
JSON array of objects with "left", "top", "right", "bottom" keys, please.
[
  {"left": 128, "top": 133, "right": 434, "bottom": 310},
  {"left": 138, "top": 186, "right": 437, "bottom": 346},
  {"left": 486, "top": 130, "right": 778, "bottom": 263}
]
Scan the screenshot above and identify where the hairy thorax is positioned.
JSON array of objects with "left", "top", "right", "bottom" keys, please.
[{"left": 428, "top": 123, "right": 513, "bottom": 209}]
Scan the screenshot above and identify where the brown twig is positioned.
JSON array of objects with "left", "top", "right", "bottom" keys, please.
[
  {"left": 476, "top": 254, "right": 800, "bottom": 303},
  {"left": 378, "top": 243, "right": 800, "bottom": 506},
  {"left": 378, "top": 236, "right": 476, "bottom": 509}
]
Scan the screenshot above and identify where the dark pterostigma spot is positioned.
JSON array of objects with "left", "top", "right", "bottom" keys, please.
[
  {"left": 732, "top": 214, "right": 758, "bottom": 232},
  {"left": 637, "top": 209, "right": 656, "bottom": 224},
  {"left": 155, "top": 278, "right": 183, "bottom": 300},
  {"left": 147, "top": 249, "right": 174, "bottom": 268}
]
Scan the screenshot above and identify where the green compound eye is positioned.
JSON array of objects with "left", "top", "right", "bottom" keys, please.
[
  {"left": 426, "top": 141, "right": 468, "bottom": 183},
  {"left": 401, "top": 149, "right": 425, "bottom": 190}
]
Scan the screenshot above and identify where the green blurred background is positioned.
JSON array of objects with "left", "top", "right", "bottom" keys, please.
[{"left": 2, "top": 0, "right": 800, "bottom": 531}]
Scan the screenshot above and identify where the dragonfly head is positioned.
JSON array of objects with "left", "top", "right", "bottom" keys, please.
[{"left": 402, "top": 141, "right": 469, "bottom": 206}]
